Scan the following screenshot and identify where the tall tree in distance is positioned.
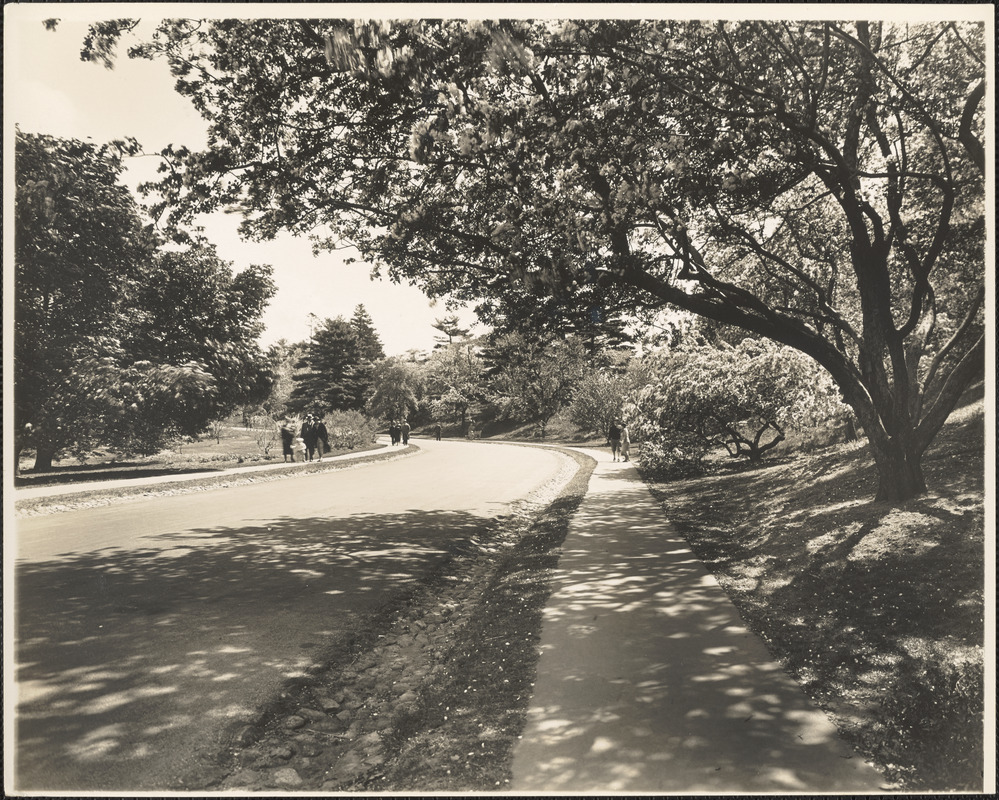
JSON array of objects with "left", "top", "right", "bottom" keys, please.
[
  {"left": 350, "top": 304, "right": 385, "bottom": 363},
  {"left": 365, "top": 357, "right": 424, "bottom": 421},
  {"left": 484, "top": 333, "right": 589, "bottom": 437},
  {"left": 289, "top": 316, "right": 364, "bottom": 414},
  {"left": 431, "top": 314, "right": 471, "bottom": 349},
  {"left": 89, "top": 17, "right": 987, "bottom": 500}
]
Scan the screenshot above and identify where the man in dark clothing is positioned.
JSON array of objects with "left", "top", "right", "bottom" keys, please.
[
  {"left": 389, "top": 420, "right": 400, "bottom": 445},
  {"left": 608, "top": 421, "right": 622, "bottom": 462},
  {"left": 280, "top": 419, "right": 296, "bottom": 462},
  {"left": 301, "top": 414, "right": 319, "bottom": 461},
  {"left": 314, "top": 415, "right": 330, "bottom": 461},
  {"left": 434, "top": 424, "right": 442, "bottom": 441},
  {"left": 400, "top": 419, "right": 411, "bottom": 445}
]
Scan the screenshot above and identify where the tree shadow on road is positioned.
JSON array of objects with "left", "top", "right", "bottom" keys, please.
[{"left": 14, "top": 509, "right": 495, "bottom": 792}]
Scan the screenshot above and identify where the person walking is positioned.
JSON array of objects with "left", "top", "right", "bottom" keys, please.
[
  {"left": 608, "top": 420, "right": 622, "bottom": 462},
  {"left": 280, "top": 418, "right": 297, "bottom": 462},
  {"left": 301, "top": 414, "right": 319, "bottom": 461},
  {"left": 314, "top": 414, "right": 330, "bottom": 461},
  {"left": 389, "top": 420, "right": 400, "bottom": 446},
  {"left": 434, "top": 424, "right": 442, "bottom": 441},
  {"left": 620, "top": 421, "right": 631, "bottom": 462},
  {"left": 400, "top": 419, "right": 411, "bottom": 445}
]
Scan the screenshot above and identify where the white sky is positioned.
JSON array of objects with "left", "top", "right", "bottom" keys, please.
[{"left": 4, "top": 10, "right": 481, "bottom": 356}]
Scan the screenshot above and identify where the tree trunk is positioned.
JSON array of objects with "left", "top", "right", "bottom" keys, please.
[
  {"left": 869, "top": 436, "right": 927, "bottom": 503},
  {"left": 33, "top": 446, "right": 56, "bottom": 472}
]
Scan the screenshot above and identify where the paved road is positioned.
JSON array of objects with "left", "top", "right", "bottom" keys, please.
[{"left": 12, "top": 439, "right": 571, "bottom": 792}]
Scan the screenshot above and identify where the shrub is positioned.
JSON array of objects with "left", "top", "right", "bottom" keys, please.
[
  {"left": 625, "top": 338, "right": 850, "bottom": 469},
  {"left": 634, "top": 437, "right": 708, "bottom": 481},
  {"left": 877, "top": 651, "right": 984, "bottom": 790},
  {"left": 324, "top": 410, "right": 377, "bottom": 451},
  {"left": 251, "top": 415, "right": 278, "bottom": 456}
]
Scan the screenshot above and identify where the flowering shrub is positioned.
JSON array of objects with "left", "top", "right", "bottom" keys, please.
[
  {"left": 628, "top": 338, "right": 850, "bottom": 477},
  {"left": 324, "top": 410, "right": 377, "bottom": 451}
]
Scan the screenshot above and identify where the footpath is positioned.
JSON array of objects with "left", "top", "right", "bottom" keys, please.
[{"left": 509, "top": 448, "right": 888, "bottom": 794}]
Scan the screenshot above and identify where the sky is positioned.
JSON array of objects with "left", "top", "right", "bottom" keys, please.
[{"left": 4, "top": 7, "right": 482, "bottom": 356}]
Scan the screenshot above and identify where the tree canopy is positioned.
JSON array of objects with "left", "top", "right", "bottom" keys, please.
[
  {"left": 87, "top": 16, "right": 987, "bottom": 500},
  {"left": 15, "top": 130, "right": 276, "bottom": 469}
]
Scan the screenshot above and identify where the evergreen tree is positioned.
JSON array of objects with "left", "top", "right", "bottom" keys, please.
[
  {"left": 289, "top": 317, "right": 365, "bottom": 413},
  {"left": 350, "top": 304, "right": 385, "bottom": 362},
  {"left": 431, "top": 315, "right": 471, "bottom": 349}
]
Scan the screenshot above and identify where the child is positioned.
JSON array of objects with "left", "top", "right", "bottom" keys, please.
[{"left": 292, "top": 436, "right": 307, "bottom": 462}]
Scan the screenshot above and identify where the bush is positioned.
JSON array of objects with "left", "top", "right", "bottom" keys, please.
[
  {"left": 324, "top": 410, "right": 377, "bottom": 451},
  {"left": 635, "top": 438, "right": 707, "bottom": 480},
  {"left": 250, "top": 414, "right": 278, "bottom": 456},
  {"left": 877, "top": 651, "right": 984, "bottom": 790}
]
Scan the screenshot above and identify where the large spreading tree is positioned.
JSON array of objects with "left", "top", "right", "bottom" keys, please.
[
  {"left": 85, "top": 16, "right": 987, "bottom": 500},
  {"left": 15, "top": 130, "right": 276, "bottom": 469}
]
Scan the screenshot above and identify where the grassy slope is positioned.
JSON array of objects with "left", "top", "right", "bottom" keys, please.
[{"left": 640, "top": 400, "right": 987, "bottom": 791}]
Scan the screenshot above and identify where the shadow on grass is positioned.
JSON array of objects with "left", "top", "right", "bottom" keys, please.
[
  {"left": 640, "top": 413, "right": 985, "bottom": 791},
  {"left": 14, "top": 509, "right": 495, "bottom": 792}
]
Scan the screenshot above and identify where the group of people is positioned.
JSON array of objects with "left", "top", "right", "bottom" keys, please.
[
  {"left": 388, "top": 419, "right": 411, "bottom": 446},
  {"left": 607, "top": 419, "right": 631, "bottom": 462},
  {"left": 280, "top": 414, "right": 330, "bottom": 462}
]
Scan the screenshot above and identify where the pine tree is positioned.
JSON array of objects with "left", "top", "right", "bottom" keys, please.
[
  {"left": 350, "top": 304, "right": 385, "bottom": 362},
  {"left": 289, "top": 317, "right": 364, "bottom": 413}
]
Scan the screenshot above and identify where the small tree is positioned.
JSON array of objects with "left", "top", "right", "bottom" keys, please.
[
  {"left": 250, "top": 415, "right": 278, "bottom": 456},
  {"left": 425, "top": 341, "right": 485, "bottom": 427},
  {"left": 431, "top": 314, "right": 471, "bottom": 349},
  {"left": 365, "top": 357, "right": 424, "bottom": 421},
  {"left": 207, "top": 419, "right": 226, "bottom": 444},
  {"left": 485, "top": 333, "right": 589, "bottom": 437},
  {"left": 569, "top": 357, "right": 649, "bottom": 437}
]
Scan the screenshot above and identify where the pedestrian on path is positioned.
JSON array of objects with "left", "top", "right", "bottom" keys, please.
[
  {"left": 292, "top": 435, "right": 307, "bottom": 461},
  {"left": 280, "top": 419, "right": 297, "bottom": 462},
  {"left": 301, "top": 414, "right": 319, "bottom": 461},
  {"left": 620, "top": 422, "right": 631, "bottom": 462},
  {"left": 314, "top": 415, "right": 330, "bottom": 461},
  {"left": 608, "top": 420, "right": 622, "bottom": 461},
  {"left": 389, "top": 420, "right": 400, "bottom": 446},
  {"left": 434, "top": 424, "right": 442, "bottom": 441},
  {"left": 401, "top": 419, "right": 411, "bottom": 445}
]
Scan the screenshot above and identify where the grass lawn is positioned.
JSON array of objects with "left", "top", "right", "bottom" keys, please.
[
  {"left": 15, "top": 424, "right": 367, "bottom": 488},
  {"left": 639, "top": 397, "right": 987, "bottom": 791}
]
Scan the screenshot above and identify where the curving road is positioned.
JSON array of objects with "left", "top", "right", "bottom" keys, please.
[{"left": 12, "top": 439, "right": 573, "bottom": 792}]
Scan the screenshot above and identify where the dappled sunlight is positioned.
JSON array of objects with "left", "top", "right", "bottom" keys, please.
[
  {"left": 514, "top": 468, "right": 881, "bottom": 792},
  {"left": 14, "top": 507, "right": 493, "bottom": 791}
]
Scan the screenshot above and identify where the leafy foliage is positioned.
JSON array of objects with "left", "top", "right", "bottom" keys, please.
[
  {"left": 365, "top": 357, "right": 425, "bottom": 421},
  {"left": 628, "top": 338, "right": 848, "bottom": 476},
  {"left": 424, "top": 342, "right": 485, "bottom": 427},
  {"left": 483, "top": 333, "right": 589, "bottom": 436},
  {"left": 322, "top": 409, "right": 378, "bottom": 450},
  {"left": 14, "top": 131, "right": 274, "bottom": 467},
  {"left": 568, "top": 355, "right": 648, "bottom": 437},
  {"left": 90, "top": 17, "right": 986, "bottom": 500}
]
